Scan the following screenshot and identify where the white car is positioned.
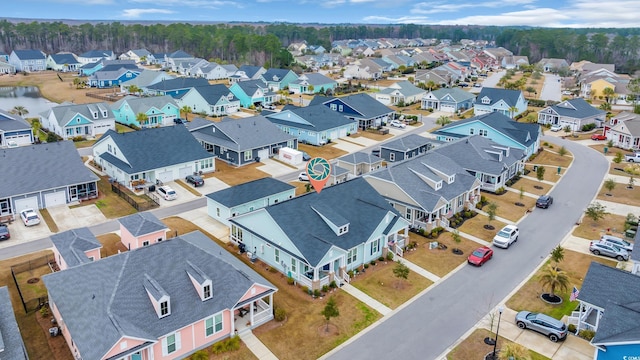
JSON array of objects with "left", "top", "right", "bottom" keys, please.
[
  {"left": 389, "top": 120, "right": 406, "bottom": 129},
  {"left": 550, "top": 124, "right": 563, "bottom": 132},
  {"left": 562, "top": 90, "right": 573, "bottom": 95},
  {"left": 20, "top": 208, "right": 41, "bottom": 226},
  {"left": 298, "top": 172, "right": 309, "bottom": 181},
  {"left": 156, "top": 186, "right": 177, "bottom": 201},
  {"left": 493, "top": 225, "right": 519, "bottom": 249}
]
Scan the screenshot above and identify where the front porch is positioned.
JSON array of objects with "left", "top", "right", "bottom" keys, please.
[
  {"left": 567, "top": 302, "right": 602, "bottom": 332},
  {"left": 233, "top": 297, "right": 274, "bottom": 335}
]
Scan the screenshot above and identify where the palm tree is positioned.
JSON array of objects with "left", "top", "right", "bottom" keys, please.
[
  {"left": 436, "top": 115, "right": 451, "bottom": 127},
  {"left": 508, "top": 105, "right": 519, "bottom": 119},
  {"left": 603, "top": 87, "right": 615, "bottom": 104},
  {"left": 180, "top": 106, "right": 192, "bottom": 121},
  {"left": 136, "top": 113, "right": 149, "bottom": 127},
  {"left": 539, "top": 265, "right": 569, "bottom": 299},
  {"left": 498, "top": 343, "right": 531, "bottom": 360},
  {"left": 426, "top": 80, "right": 437, "bottom": 91},
  {"left": 550, "top": 245, "right": 565, "bottom": 270},
  {"left": 127, "top": 85, "right": 142, "bottom": 96},
  {"left": 9, "top": 106, "right": 29, "bottom": 117}
]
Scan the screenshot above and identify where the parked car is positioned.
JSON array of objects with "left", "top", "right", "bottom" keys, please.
[
  {"left": 515, "top": 311, "right": 568, "bottom": 342},
  {"left": 591, "top": 134, "right": 607, "bottom": 141},
  {"left": 185, "top": 174, "right": 204, "bottom": 187},
  {"left": 389, "top": 120, "right": 406, "bottom": 129},
  {"left": 467, "top": 246, "right": 493, "bottom": 266},
  {"left": 600, "top": 235, "right": 633, "bottom": 252},
  {"left": 0, "top": 225, "right": 10, "bottom": 241},
  {"left": 173, "top": 118, "right": 185, "bottom": 124},
  {"left": 262, "top": 104, "right": 276, "bottom": 110},
  {"left": 19, "top": 208, "right": 41, "bottom": 226},
  {"left": 473, "top": 83, "right": 482, "bottom": 88},
  {"left": 157, "top": 186, "right": 177, "bottom": 201},
  {"left": 589, "top": 240, "right": 629, "bottom": 261},
  {"left": 458, "top": 82, "right": 469, "bottom": 88},
  {"left": 298, "top": 172, "right": 309, "bottom": 181},
  {"left": 302, "top": 151, "right": 311, "bottom": 161},
  {"left": 536, "top": 195, "right": 554, "bottom": 209},
  {"left": 562, "top": 90, "right": 573, "bottom": 95},
  {"left": 492, "top": 225, "right": 519, "bottom": 249},
  {"left": 550, "top": 124, "right": 563, "bottom": 132}
]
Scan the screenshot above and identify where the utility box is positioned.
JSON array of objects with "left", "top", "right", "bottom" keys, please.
[{"left": 278, "top": 147, "right": 303, "bottom": 166}]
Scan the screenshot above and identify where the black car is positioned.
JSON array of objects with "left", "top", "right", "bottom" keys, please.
[
  {"left": 536, "top": 195, "right": 553, "bottom": 208},
  {"left": 0, "top": 225, "right": 10, "bottom": 241},
  {"left": 185, "top": 174, "right": 205, "bottom": 187},
  {"left": 174, "top": 118, "right": 185, "bottom": 124}
]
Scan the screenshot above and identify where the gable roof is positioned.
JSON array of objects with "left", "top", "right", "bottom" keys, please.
[
  {"left": 79, "top": 50, "right": 113, "bottom": 58},
  {"left": 49, "top": 53, "right": 80, "bottom": 65},
  {"left": 544, "top": 98, "right": 605, "bottom": 119},
  {"left": 166, "top": 50, "right": 193, "bottom": 59},
  {"left": 233, "top": 79, "right": 272, "bottom": 96},
  {"left": 95, "top": 125, "right": 213, "bottom": 174},
  {"left": 51, "top": 227, "right": 102, "bottom": 268},
  {"left": 0, "top": 109, "right": 31, "bottom": 132},
  {"left": 432, "top": 135, "right": 525, "bottom": 175},
  {"left": 311, "top": 93, "right": 394, "bottom": 119},
  {"left": 79, "top": 61, "right": 102, "bottom": 70},
  {"left": 119, "top": 212, "right": 168, "bottom": 237},
  {"left": 190, "top": 84, "right": 235, "bottom": 104},
  {"left": 337, "top": 151, "right": 383, "bottom": 165},
  {"left": 261, "top": 68, "right": 294, "bottom": 82},
  {"left": 379, "top": 81, "right": 425, "bottom": 98},
  {"left": 146, "top": 77, "right": 209, "bottom": 91},
  {"left": 112, "top": 95, "right": 178, "bottom": 114},
  {"left": 0, "top": 286, "right": 27, "bottom": 359},
  {"left": 0, "top": 141, "right": 99, "bottom": 198},
  {"left": 429, "top": 87, "right": 476, "bottom": 102},
  {"left": 121, "top": 69, "right": 174, "bottom": 88},
  {"left": 43, "top": 231, "right": 276, "bottom": 360},
  {"left": 475, "top": 87, "right": 523, "bottom": 107},
  {"left": 206, "top": 177, "right": 295, "bottom": 208},
  {"left": 12, "top": 49, "right": 45, "bottom": 60},
  {"left": 381, "top": 134, "right": 440, "bottom": 152},
  {"left": 266, "top": 104, "right": 356, "bottom": 132},
  {"left": 43, "top": 102, "right": 113, "bottom": 127},
  {"left": 237, "top": 65, "right": 264, "bottom": 78},
  {"left": 292, "top": 73, "right": 337, "bottom": 87}
]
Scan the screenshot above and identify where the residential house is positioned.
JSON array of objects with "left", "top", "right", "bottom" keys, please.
[
  {"left": 375, "top": 81, "right": 426, "bottom": 106},
  {"left": 605, "top": 111, "right": 640, "bottom": 150},
  {"left": 259, "top": 68, "right": 299, "bottom": 92},
  {"left": 93, "top": 125, "right": 216, "bottom": 189},
  {"left": 570, "top": 61, "right": 615, "bottom": 74},
  {"left": 421, "top": 87, "right": 476, "bottom": 113},
  {"left": 206, "top": 177, "right": 296, "bottom": 226},
  {"left": 343, "top": 59, "right": 383, "bottom": 80},
  {"left": 415, "top": 70, "right": 451, "bottom": 89},
  {"left": 229, "top": 65, "right": 266, "bottom": 83},
  {"left": 229, "top": 79, "right": 277, "bottom": 108},
  {"left": 77, "top": 50, "right": 115, "bottom": 65},
  {"left": 579, "top": 68, "right": 631, "bottom": 103},
  {"left": 501, "top": 55, "right": 529, "bottom": 69},
  {"left": 174, "top": 85, "right": 240, "bottom": 117},
  {"left": 0, "top": 287, "right": 28, "bottom": 360},
  {"left": 46, "top": 53, "right": 81, "bottom": 72},
  {"left": 264, "top": 104, "right": 358, "bottom": 146},
  {"left": 88, "top": 61, "right": 141, "bottom": 88},
  {"left": 9, "top": 49, "right": 46, "bottom": 72},
  {"left": 186, "top": 116, "right": 296, "bottom": 166},
  {"left": 537, "top": 98, "right": 606, "bottom": 132},
  {"left": 379, "top": 134, "right": 441, "bottom": 163},
  {"left": 43, "top": 231, "right": 277, "bottom": 360},
  {"left": 537, "top": 58, "right": 569, "bottom": 73},
  {"left": 229, "top": 177, "right": 411, "bottom": 290},
  {"left": 164, "top": 50, "right": 195, "bottom": 71},
  {"left": 310, "top": 93, "right": 395, "bottom": 130},
  {"left": 119, "top": 48, "right": 153, "bottom": 64},
  {"left": 40, "top": 102, "right": 116, "bottom": 140},
  {"left": 336, "top": 152, "right": 383, "bottom": 176},
  {"left": 329, "top": 165, "right": 350, "bottom": 186},
  {"left": 51, "top": 227, "right": 102, "bottom": 271},
  {"left": 119, "top": 212, "right": 169, "bottom": 250},
  {"left": 288, "top": 73, "right": 338, "bottom": 95},
  {"left": 78, "top": 61, "right": 103, "bottom": 76},
  {"left": 482, "top": 47, "right": 513, "bottom": 66},
  {"left": 0, "top": 51, "right": 9, "bottom": 62},
  {"left": 145, "top": 77, "right": 210, "bottom": 97},
  {"left": 111, "top": 95, "right": 180, "bottom": 128},
  {"left": 473, "top": 87, "right": 528, "bottom": 118},
  {"left": 176, "top": 58, "right": 209, "bottom": 76},
  {"left": 0, "top": 109, "right": 34, "bottom": 147},
  {"left": 0, "top": 60, "right": 15, "bottom": 74},
  {"left": 364, "top": 150, "right": 482, "bottom": 231},
  {"left": 195, "top": 63, "right": 238, "bottom": 80},
  {"left": 432, "top": 112, "right": 541, "bottom": 158},
  {"left": 120, "top": 69, "right": 175, "bottom": 93},
  {"left": 0, "top": 141, "right": 99, "bottom": 215}
]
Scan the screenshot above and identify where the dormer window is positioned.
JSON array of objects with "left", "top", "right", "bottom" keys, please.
[
  {"left": 92, "top": 112, "right": 98, "bottom": 119},
  {"left": 102, "top": 111, "right": 108, "bottom": 117},
  {"left": 203, "top": 284, "right": 211, "bottom": 300},
  {"left": 482, "top": 97, "right": 490, "bottom": 104},
  {"left": 160, "top": 300, "right": 169, "bottom": 316}
]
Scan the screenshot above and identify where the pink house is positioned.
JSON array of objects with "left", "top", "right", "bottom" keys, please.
[
  {"left": 119, "top": 212, "right": 169, "bottom": 250},
  {"left": 50, "top": 227, "right": 102, "bottom": 271},
  {"left": 43, "top": 231, "right": 277, "bottom": 360}
]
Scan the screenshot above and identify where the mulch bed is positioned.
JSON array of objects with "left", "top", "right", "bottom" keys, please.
[{"left": 35, "top": 308, "right": 74, "bottom": 360}]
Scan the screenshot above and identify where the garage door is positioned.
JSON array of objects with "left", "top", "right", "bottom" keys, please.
[
  {"left": 440, "top": 104, "right": 455, "bottom": 113},
  {"left": 6, "top": 133, "right": 32, "bottom": 146},
  {"left": 178, "top": 166, "right": 192, "bottom": 178},
  {"left": 257, "top": 149, "right": 269, "bottom": 162},
  {"left": 14, "top": 196, "right": 39, "bottom": 213},
  {"left": 44, "top": 191, "right": 67, "bottom": 208},
  {"left": 339, "top": 128, "right": 347, "bottom": 138},
  {"left": 157, "top": 170, "right": 173, "bottom": 183}
]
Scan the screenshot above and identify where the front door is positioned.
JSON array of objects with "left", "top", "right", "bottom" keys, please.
[{"left": 131, "top": 352, "right": 142, "bottom": 360}]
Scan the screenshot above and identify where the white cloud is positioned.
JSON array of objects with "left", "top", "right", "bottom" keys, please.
[
  {"left": 129, "top": 0, "right": 242, "bottom": 8},
  {"left": 48, "top": 0, "right": 114, "bottom": 4},
  {"left": 120, "top": 8, "right": 175, "bottom": 18},
  {"left": 412, "top": 0, "right": 535, "bottom": 15}
]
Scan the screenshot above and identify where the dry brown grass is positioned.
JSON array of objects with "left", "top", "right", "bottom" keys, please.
[
  {"left": 0, "top": 71, "right": 96, "bottom": 104},
  {"left": 70, "top": 176, "right": 138, "bottom": 219},
  {"left": 14, "top": 266, "right": 51, "bottom": 300},
  {"left": 513, "top": 177, "right": 553, "bottom": 194},
  {"left": 597, "top": 181, "right": 640, "bottom": 207},
  {"left": 174, "top": 179, "right": 203, "bottom": 197},
  {"left": 298, "top": 143, "right": 348, "bottom": 160},
  {"left": 404, "top": 231, "right": 479, "bottom": 277},
  {"left": 39, "top": 208, "right": 59, "bottom": 233},
  {"left": 457, "top": 213, "right": 507, "bottom": 243},
  {"left": 96, "top": 233, "right": 127, "bottom": 257},
  {"left": 447, "top": 328, "right": 550, "bottom": 360},
  {"left": 608, "top": 162, "right": 640, "bottom": 178},
  {"left": 290, "top": 181, "right": 311, "bottom": 196},
  {"left": 531, "top": 149, "right": 573, "bottom": 168},
  {"left": 507, "top": 73, "right": 544, "bottom": 100},
  {"left": 351, "top": 131, "right": 392, "bottom": 142},
  {"left": 482, "top": 192, "right": 536, "bottom": 222},
  {"left": 209, "top": 159, "right": 270, "bottom": 187},
  {"left": 573, "top": 213, "right": 628, "bottom": 240}
]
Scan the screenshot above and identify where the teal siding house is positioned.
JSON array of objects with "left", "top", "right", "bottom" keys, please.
[
  {"left": 229, "top": 80, "right": 277, "bottom": 108},
  {"left": 289, "top": 73, "right": 338, "bottom": 95},
  {"left": 79, "top": 62, "right": 103, "bottom": 76},
  {"left": 259, "top": 68, "right": 298, "bottom": 91},
  {"left": 473, "top": 87, "right": 528, "bottom": 118},
  {"left": 111, "top": 95, "right": 180, "bottom": 127}
]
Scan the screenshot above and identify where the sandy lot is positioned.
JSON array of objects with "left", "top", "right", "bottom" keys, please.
[{"left": 0, "top": 71, "right": 97, "bottom": 104}]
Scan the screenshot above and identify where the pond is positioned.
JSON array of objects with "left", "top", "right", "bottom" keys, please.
[{"left": 0, "top": 86, "right": 57, "bottom": 117}]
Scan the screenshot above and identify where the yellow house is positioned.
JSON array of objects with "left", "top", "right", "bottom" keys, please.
[{"left": 586, "top": 78, "right": 615, "bottom": 100}]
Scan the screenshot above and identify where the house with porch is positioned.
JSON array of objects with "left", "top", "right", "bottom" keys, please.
[
  {"left": 432, "top": 112, "right": 541, "bottom": 158},
  {"left": 195, "top": 63, "right": 238, "bottom": 80},
  {"left": 229, "top": 178, "right": 410, "bottom": 290},
  {"left": 206, "top": 177, "right": 296, "bottom": 226},
  {"left": 9, "top": 49, "right": 46, "bottom": 72},
  {"left": 374, "top": 81, "right": 426, "bottom": 106},
  {"left": 288, "top": 73, "right": 338, "bottom": 95},
  {"left": 0, "top": 109, "right": 34, "bottom": 147},
  {"left": 0, "top": 286, "right": 28, "bottom": 360},
  {"left": 174, "top": 85, "right": 240, "bottom": 117},
  {"left": 229, "top": 79, "right": 277, "bottom": 108},
  {"left": 473, "top": 87, "right": 528, "bottom": 119},
  {"left": 0, "top": 141, "right": 99, "bottom": 216},
  {"left": 145, "top": 77, "right": 209, "bottom": 97},
  {"left": 421, "top": 88, "right": 476, "bottom": 113},
  {"left": 119, "top": 212, "right": 169, "bottom": 250},
  {"left": 51, "top": 227, "right": 102, "bottom": 271},
  {"left": 336, "top": 152, "right": 384, "bottom": 176},
  {"left": 259, "top": 68, "right": 299, "bottom": 91},
  {"left": 0, "top": 60, "right": 15, "bottom": 74},
  {"left": 92, "top": 125, "right": 216, "bottom": 189},
  {"left": 329, "top": 165, "right": 350, "bottom": 186},
  {"left": 163, "top": 50, "right": 195, "bottom": 71},
  {"left": 119, "top": 48, "right": 153, "bottom": 64},
  {"left": 364, "top": 151, "right": 482, "bottom": 231},
  {"left": 537, "top": 58, "right": 569, "bottom": 73},
  {"left": 46, "top": 53, "right": 81, "bottom": 72},
  {"left": 78, "top": 61, "right": 103, "bottom": 76},
  {"left": 379, "top": 134, "right": 442, "bottom": 163},
  {"left": 186, "top": 116, "right": 296, "bottom": 166},
  {"left": 606, "top": 111, "right": 640, "bottom": 150},
  {"left": 537, "top": 98, "right": 606, "bottom": 133},
  {"left": 43, "top": 231, "right": 277, "bottom": 360},
  {"left": 88, "top": 67, "right": 141, "bottom": 88},
  {"left": 77, "top": 50, "right": 115, "bottom": 65},
  {"left": 264, "top": 104, "right": 358, "bottom": 146},
  {"left": 40, "top": 102, "right": 116, "bottom": 140},
  {"left": 111, "top": 95, "right": 180, "bottom": 128},
  {"left": 309, "top": 94, "right": 395, "bottom": 130},
  {"left": 229, "top": 65, "right": 266, "bottom": 83}
]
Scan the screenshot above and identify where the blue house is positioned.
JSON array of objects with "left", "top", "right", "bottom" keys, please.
[
  {"left": 310, "top": 93, "right": 395, "bottom": 130},
  {"left": 120, "top": 69, "right": 175, "bottom": 93},
  {"left": 79, "top": 61, "right": 103, "bottom": 76},
  {"left": 288, "top": 73, "right": 338, "bottom": 95},
  {"left": 174, "top": 85, "right": 240, "bottom": 116},
  {"left": 229, "top": 79, "right": 276, "bottom": 108},
  {"left": 432, "top": 112, "right": 541, "bottom": 158},
  {"left": 0, "top": 109, "right": 33, "bottom": 147},
  {"left": 145, "top": 77, "right": 209, "bottom": 97},
  {"left": 9, "top": 49, "right": 46, "bottom": 72},
  {"left": 89, "top": 68, "right": 141, "bottom": 88},
  {"left": 40, "top": 102, "right": 116, "bottom": 140},
  {"left": 379, "top": 134, "right": 442, "bottom": 163},
  {"left": 0, "top": 51, "right": 9, "bottom": 62},
  {"left": 264, "top": 104, "right": 357, "bottom": 146},
  {"left": 421, "top": 88, "right": 476, "bottom": 113},
  {"left": 111, "top": 95, "right": 180, "bottom": 127},
  {"left": 473, "top": 87, "right": 528, "bottom": 118},
  {"left": 259, "top": 68, "right": 299, "bottom": 91}
]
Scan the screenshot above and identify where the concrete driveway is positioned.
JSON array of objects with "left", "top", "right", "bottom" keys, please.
[
  {"left": 481, "top": 70, "right": 506, "bottom": 88},
  {"left": 176, "top": 207, "right": 230, "bottom": 242},
  {"left": 154, "top": 181, "right": 200, "bottom": 207},
  {"left": 332, "top": 139, "right": 367, "bottom": 153},
  {"left": 257, "top": 158, "right": 302, "bottom": 177},
  {"left": 541, "top": 73, "right": 562, "bottom": 102},
  {"left": 47, "top": 204, "right": 108, "bottom": 232},
  {"left": 0, "top": 213, "right": 52, "bottom": 249}
]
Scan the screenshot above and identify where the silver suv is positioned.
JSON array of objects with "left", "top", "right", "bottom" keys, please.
[
  {"left": 600, "top": 235, "right": 633, "bottom": 252},
  {"left": 515, "top": 311, "right": 567, "bottom": 342},
  {"left": 589, "top": 240, "right": 629, "bottom": 261}
]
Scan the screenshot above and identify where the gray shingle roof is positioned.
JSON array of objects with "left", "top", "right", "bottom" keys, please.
[
  {"left": 80, "top": 50, "right": 113, "bottom": 58},
  {"left": 120, "top": 69, "right": 173, "bottom": 88},
  {"left": 119, "top": 212, "right": 168, "bottom": 237},
  {"left": 12, "top": 49, "right": 45, "bottom": 60},
  {"left": 266, "top": 104, "right": 356, "bottom": 132},
  {"left": 544, "top": 98, "right": 605, "bottom": 119},
  {"left": 261, "top": 68, "right": 294, "bottom": 82},
  {"left": 42, "top": 102, "right": 113, "bottom": 128},
  {"left": 80, "top": 61, "right": 101, "bottom": 70},
  {"left": 378, "top": 81, "right": 425, "bottom": 98},
  {"left": 429, "top": 88, "right": 476, "bottom": 102},
  {"left": 475, "top": 87, "right": 523, "bottom": 107},
  {"left": 331, "top": 164, "right": 350, "bottom": 176},
  {"left": 0, "top": 286, "right": 27, "bottom": 359},
  {"left": 42, "top": 231, "right": 276, "bottom": 360},
  {"left": 381, "top": 134, "right": 440, "bottom": 152},
  {"left": 112, "top": 95, "right": 177, "bottom": 115},
  {"left": 337, "top": 151, "right": 382, "bottom": 165},
  {"left": 237, "top": 65, "right": 264, "bottom": 78},
  {"left": 0, "top": 141, "right": 99, "bottom": 198},
  {"left": 312, "top": 93, "right": 395, "bottom": 119},
  {"left": 0, "top": 109, "right": 31, "bottom": 132},
  {"left": 95, "top": 125, "right": 213, "bottom": 174},
  {"left": 206, "top": 177, "right": 294, "bottom": 208},
  {"left": 51, "top": 227, "right": 102, "bottom": 268},
  {"left": 167, "top": 50, "right": 193, "bottom": 59},
  {"left": 191, "top": 84, "right": 235, "bottom": 105},
  {"left": 432, "top": 135, "right": 525, "bottom": 175},
  {"left": 147, "top": 77, "right": 209, "bottom": 91},
  {"left": 234, "top": 79, "right": 273, "bottom": 97},
  {"left": 49, "top": 53, "right": 80, "bottom": 65},
  {"left": 291, "top": 73, "right": 336, "bottom": 87}
]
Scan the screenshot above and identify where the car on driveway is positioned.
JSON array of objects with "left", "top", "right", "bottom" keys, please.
[
  {"left": 550, "top": 124, "right": 563, "bottom": 132},
  {"left": 562, "top": 90, "right": 573, "bottom": 95},
  {"left": 467, "top": 246, "right": 493, "bottom": 266},
  {"left": 515, "top": 311, "right": 567, "bottom": 342},
  {"left": 493, "top": 225, "right": 519, "bottom": 249},
  {"left": 589, "top": 240, "right": 629, "bottom": 261},
  {"left": 302, "top": 151, "right": 311, "bottom": 161},
  {"left": 591, "top": 134, "right": 607, "bottom": 141},
  {"left": 0, "top": 225, "right": 10, "bottom": 241},
  {"left": 298, "top": 172, "right": 309, "bottom": 181},
  {"left": 20, "top": 209, "right": 41, "bottom": 226},
  {"left": 157, "top": 186, "right": 177, "bottom": 201},
  {"left": 389, "top": 120, "right": 406, "bottom": 129},
  {"left": 185, "top": 174, "right": 204, "bottom": 187},
  {"left": 536, "top": 195, "right": 554, "bottom": 209},
  {"left": 600, "top": 235, "right": 633, "bottom": 252}
]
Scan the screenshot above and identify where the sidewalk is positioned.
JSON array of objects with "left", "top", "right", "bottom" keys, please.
[
  {"left": 238, "top": 331, "right": 278, "bottom": 360},
  {"left": 340, "top": 284, "right": 392, "bottom": 315},
  {"left": 396, "top": 257, "right": 440, "bottom": 282},
  {"left": 597, "top": 199, "right": 640, "bottom": 217}
]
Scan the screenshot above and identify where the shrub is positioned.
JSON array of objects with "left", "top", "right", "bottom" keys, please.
[
  {"left": 581, "top": 123, "right": 596, "bottom": 131},
  {"left": 39, "top": 307, "right": 49, "bottom": 317},
  {"left": 567, "top": 323, "right": 577, "bottom": 334},
  {"left": 301, "top": 286, "right": 309, "bottom": 294},
  {"left": 543, "top": 141, "right": 549, "bottom": 146},
  {"left": 364, "top": 263, "right": 370, "bottom": 269},
  {"left": 495, "top": 187, "right": 506, "bottom": 195},
  {"left": 313, "top": 289, "right": 322, "bottom": 297},
  {"left": 579, "top": 329, "right": 596, "bottom": 341},
  {"left": 378, "top": 256, "right": 385, "bottom": 262},
  {"left": 322, "top": 285, "right": 330, "bottom": 293},
  {"left": 268, "top": 267, "right": 278, "bottom": 273},
  {"left": 211, "top": 336, "right": 240, "bottom": 354},
  {"left": 287, "top": 277, "right": 295, "bottom": 285},
  {"left": 386, "top": 252, "right": 394, "bottom": 261},
  {"left": 274, "top": 306, "right": 286, "bottom": 321}
]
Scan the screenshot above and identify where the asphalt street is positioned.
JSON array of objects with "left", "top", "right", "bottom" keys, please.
[
  {"left": 540, "top": 73, "right": 561, "bottom": 102},
  {"left": 326, "top": 137, "right": 608, "bottom": 360}
]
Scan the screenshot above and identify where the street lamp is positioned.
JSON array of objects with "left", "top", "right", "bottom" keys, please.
[{"left": 491, "top": 305, "right": 505, "bottom": 360}]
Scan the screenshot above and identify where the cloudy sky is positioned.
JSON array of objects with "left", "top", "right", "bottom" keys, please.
[{"left": 4, "top": 0, "right": 639, "bottom": 28}]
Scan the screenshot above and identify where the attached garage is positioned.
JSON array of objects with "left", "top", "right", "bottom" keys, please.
[
  {"left": 14, "top": 196, "right": 39, "bottom": 213},
  {"left": 44, "top": 191, "right": 67, "bottom": 208},
  {"left": 157, "top": 170, "right": 173, "bottom": 183},
  {"left": 329, "top": 131, "right": 338, "bottom": 140},
  {"left": 178, "top": 166, "right": 192, "bottom": 179},
  {"left": 257, "top": 149, "right": 269, "bottom": 162},
  {"left": 5, "top": 133, "right": 32, "bottom": 146},
  {"left": 440, "top": 104, "right": 456, "bottom": 113}
]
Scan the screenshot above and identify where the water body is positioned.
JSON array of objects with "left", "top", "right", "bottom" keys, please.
[{"left": 0, "top": 86, "right": 57, "bottom": 116}]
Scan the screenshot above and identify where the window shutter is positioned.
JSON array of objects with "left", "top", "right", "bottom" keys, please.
[
  {"left": 161, "top": 337, "right": 167, "bottom": 356},
  {"left": 175, "top": 332, "right": 182, "bottom": 351}
]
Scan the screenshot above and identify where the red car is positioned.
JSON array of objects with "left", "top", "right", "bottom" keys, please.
[
  {"left": 467, "top": 246, "right": 494, "bottom": 266},
  {"left": 591, "top": 134, "right": 607, "bottom": 141}
]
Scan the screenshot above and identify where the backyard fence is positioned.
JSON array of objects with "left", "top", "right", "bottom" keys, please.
[
  {"left": 111, "top": 182, "right": 159, "bottom": 211},
  {"left": 86, "top": 88, "right": 120, "bottom": 102},
  {"left": 10, "top": 254, "right": 56, "bottom": 313}
]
